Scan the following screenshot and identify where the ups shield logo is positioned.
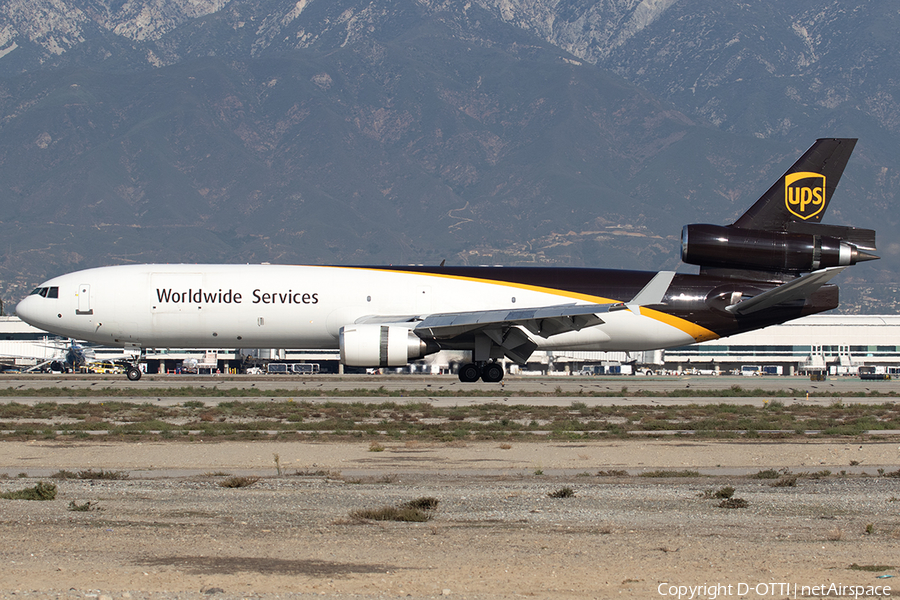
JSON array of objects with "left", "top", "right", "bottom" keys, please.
[{"left": 785, "top": 171, "right": 826, "bottom": 220}]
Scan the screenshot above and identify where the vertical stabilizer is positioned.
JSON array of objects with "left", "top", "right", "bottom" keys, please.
[{"left": 732, "top": 138, "right": 857, "bottom": 230}]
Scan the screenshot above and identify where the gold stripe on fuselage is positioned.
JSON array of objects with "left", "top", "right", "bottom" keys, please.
[
  {"left": 640, "top": 307, "right": 720, "bottom": 343},
  {"left": 335, "top": 266, "right": 720, "bottom": 342}
]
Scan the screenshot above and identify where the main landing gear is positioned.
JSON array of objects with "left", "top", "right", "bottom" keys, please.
[{"left": 458, "top": 361, "right": 504, "bottom": 383}]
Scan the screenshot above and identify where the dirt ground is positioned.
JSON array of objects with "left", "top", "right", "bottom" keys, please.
[{"left": 1, "top": 438, "right": 900, "bottom": 599}]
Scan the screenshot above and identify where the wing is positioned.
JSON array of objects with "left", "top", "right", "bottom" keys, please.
[
  {"left": 356, "top": 302, "right": 613, "bottom": 364},
  {"left": 356, "top": 302, "right": 617, "bottom": 363},
  {"left": 355, "top": 271, "right": 677, "bottom": 363}
]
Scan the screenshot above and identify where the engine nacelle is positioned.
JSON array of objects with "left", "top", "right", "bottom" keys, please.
[
  {"left": 340, "top": 324, "right": 431, "bottom": 367},
  {"left": 681, "top": 224, "right": 870, "bottom": 273}
]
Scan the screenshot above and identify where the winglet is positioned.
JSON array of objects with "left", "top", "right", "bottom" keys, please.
[{"left": 628, "top": 271, "right": 675, "bottom": 312}]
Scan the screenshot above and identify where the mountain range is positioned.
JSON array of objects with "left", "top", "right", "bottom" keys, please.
[{"left": 0, "top": 0, "right": 897, "bottom": 314}]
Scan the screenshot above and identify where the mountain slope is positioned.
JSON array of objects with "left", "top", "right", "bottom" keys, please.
[{"left": 0, "top": 0, "right": 895, "bottom": 314}]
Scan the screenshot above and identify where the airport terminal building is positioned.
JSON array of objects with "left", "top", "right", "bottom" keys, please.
[
  {"left": 536, "top": 315, "right": 900, "bottom": 377},
  {"left": 3, "top": 314, "right": 900, "bottom": 376},
  {"left": 658, "top": 315, "right": 900, "bottom": 376}
]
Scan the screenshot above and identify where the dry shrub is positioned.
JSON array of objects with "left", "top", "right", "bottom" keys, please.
[
  {"left": 0, "top": 482, "right": 57, "bottom": 500},
  {"left": 350, "top": 506, "right": 432, "bottom": 522},
  {"left": 751, "top": 469, "right": 781, "bottom": 479},
  {"left": 639, "top": 470, "right": 700, "bottom": 478},
  {"left": 404, "top": 497, "right": 439, "bottom": 510},
  {"left": 292, "top": 469, "right": 340, "bottom": 478},
  {"left": 549, "top": 487, "right": 576, "bottom": 498},
  {"left": 51, "top": 469, "right": 128, "bottom": 480},
  {"left": 714, "top": 486, "right": 735, "bottom": 499},
  {"left": 218, "top": 476, "right": 260, "bottom": 488},
  {"left": 771, "top": 475, "right": 799, "bottom": 487},
  {"left": 849, "top": 563, "right": 894, "bottom": 572},
  {"left": 718, "top": 498, "right": 749, "bottom": 509},
  {"left": 68, "top": 500, "right": 98, "bottom": 512},
  {"left": 700, "top": 486, "right": 736, "bottom": 499},
  {"left": 350, "top": 497, "right": 439, "bottom": 522},
  {"left": 342, "top": 473, "right": 398, "bottom": 484}
]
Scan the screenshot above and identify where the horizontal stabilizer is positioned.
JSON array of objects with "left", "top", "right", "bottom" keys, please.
[
  {"left": 785, "top": 222, "right": 877, "bottom": 252},
  {"left": 726, "top": 267, "right": 846, "bottom": 315}
]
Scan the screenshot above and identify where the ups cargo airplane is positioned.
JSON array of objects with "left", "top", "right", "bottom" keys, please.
[{"left": 16, "top": 138, "right": 877, "bottom": 382}]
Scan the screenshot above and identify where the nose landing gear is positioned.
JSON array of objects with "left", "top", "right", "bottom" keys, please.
[{"left": 125, "top": 347, "right": 145, "bottom": 381}]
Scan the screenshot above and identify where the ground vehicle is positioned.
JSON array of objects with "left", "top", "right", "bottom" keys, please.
[
  {"left": 858, "top": 366, "right": 891, "bottom": 380},
  {"left": 89, "top": 361, "right": 125, "bottom": 374},
  {"left": 266, "top": 362, "right": 320, "bottom": 374}
]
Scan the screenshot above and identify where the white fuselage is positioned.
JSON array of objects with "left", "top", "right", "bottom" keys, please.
[{"left": 16, "top": 264, "right": 702, "bottom": 354}]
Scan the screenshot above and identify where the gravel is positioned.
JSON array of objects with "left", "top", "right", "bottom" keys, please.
[{"left": 2, "top": 440, "right": 900, "bottom": 599}]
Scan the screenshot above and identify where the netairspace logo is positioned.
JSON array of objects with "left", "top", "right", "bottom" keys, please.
[{"left": 657, "top": 582, "right": 892, "bottom": 599}]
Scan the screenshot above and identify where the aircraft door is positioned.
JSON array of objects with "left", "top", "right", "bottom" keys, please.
[{"left": 77, "top": 284, "right": 92, "bottom": 315}]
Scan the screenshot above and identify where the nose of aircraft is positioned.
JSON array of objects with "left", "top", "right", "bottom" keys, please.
[{"left": 16, "top": 295, "right": 44, "bottom": 328}]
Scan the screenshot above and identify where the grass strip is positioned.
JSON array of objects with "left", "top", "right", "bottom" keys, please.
[{"left": 1, "top": 397, "right": 899, "bottom": 440}]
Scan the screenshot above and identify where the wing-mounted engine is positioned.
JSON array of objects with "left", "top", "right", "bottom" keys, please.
[{"left": 340, "top": 324, "right": 436, "bottom": 367}]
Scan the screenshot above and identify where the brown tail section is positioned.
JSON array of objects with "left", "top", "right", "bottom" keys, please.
[{"left": 681, "top": 138, "right": 877, "bottom": 279}]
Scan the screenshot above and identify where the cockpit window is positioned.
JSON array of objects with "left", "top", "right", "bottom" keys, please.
[{"left": 29, "top": 286, "right": 59, "bottom": 298}]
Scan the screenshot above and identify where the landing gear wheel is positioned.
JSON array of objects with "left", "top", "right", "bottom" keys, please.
[
  {"left": 458, "top": 363, "right": 481, "bottom": 383},
  {"left": 126, "top": 367, "right": 142, "bottom": 381},
  {"left": 481, "top": 362, "right": 504, "bottom": 383}
]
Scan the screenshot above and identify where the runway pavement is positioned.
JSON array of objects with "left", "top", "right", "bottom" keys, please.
[{"left": 0, "top": 373, "right": 896, "bottom": 406}]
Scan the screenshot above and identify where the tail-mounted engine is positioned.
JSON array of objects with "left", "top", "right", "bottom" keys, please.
[
  {"left": 340, "top": 324, "right": 435, "bottom": 367},
  {"left": 681, "top": 224, "right": 878, "bottom": 275}
]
